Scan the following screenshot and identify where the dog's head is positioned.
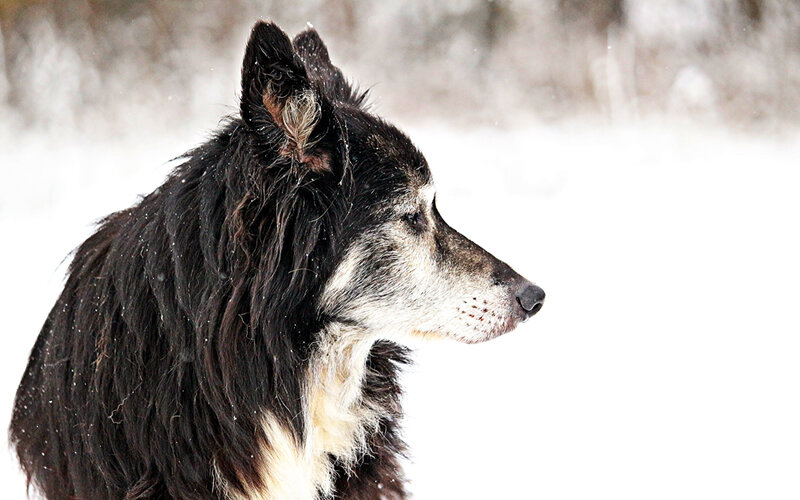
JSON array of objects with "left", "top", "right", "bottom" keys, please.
[{"left": 238, "top": 21, "right": 544, "bottom": 344}]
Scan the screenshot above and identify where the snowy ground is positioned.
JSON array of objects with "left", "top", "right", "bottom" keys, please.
[{"left": 1, "top": 120, "right": 799, "bottom": 499}]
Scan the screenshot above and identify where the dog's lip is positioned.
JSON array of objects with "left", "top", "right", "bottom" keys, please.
[
  {"left": 496, "top": 316, "right": 522, "bottom": 335},
  {"left": 419, "top": 308, "right": 527, "bottom": 344},
  {"left": 463, "top": 315, "right": 522, "bottom": 344}
]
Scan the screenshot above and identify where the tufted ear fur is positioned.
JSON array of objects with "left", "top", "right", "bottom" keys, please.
[
  {"left": 241, "top": 21, "right": 336, "bottom": 173},
  {"left": 293, "top": 27, "right": 368, "bottom": 109}
]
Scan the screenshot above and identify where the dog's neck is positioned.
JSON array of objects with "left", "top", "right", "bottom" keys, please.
[
  {"left": 250, "top": 323, "right": 384, "bottom": 499},
  {"left": 306, "top": 322, "right": 382, "bottom": 466}
]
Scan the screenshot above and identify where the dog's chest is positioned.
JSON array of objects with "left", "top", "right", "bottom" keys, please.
[{"left": 252, "top": 340, "right": 380, "bottom": 499}]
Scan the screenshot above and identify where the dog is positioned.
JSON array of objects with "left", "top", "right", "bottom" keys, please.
[{"left": 9, "top": 21, "right": 545, "bottom": 499}]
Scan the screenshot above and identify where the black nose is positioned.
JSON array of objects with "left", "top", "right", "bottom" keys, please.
[{"left": 515, "top": 284, "right": 545, "bottom": 316}]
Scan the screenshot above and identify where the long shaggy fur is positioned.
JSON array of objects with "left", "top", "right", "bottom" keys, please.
[{"left": 10, "top": 23, "right": 408, "bottom": 499}]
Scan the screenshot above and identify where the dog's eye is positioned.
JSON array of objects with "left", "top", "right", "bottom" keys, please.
[{"left": 403, "top": 211, "right": 426, "bottom": 232}]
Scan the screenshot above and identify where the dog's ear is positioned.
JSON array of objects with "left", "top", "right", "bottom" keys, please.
[
  {"left": 293, "top": 27, "right": 368, "bottom": 109},
  {"left": 241, "top": 21, "right": 336, "bottom": 173}
]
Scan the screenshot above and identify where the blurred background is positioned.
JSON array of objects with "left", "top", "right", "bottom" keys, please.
[
  {"left": 1, "top": 0, "right": 800, "bottom": 132},
  {"left": 1, "top": 1, "right": 799, "bottom": 499}
]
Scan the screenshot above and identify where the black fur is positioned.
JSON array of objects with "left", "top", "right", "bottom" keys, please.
[{"left": 10, "top": 22, "right": 427, "bottom": 499}]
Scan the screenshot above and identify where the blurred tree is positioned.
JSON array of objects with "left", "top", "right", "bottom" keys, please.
[
  {"left": 0, "top": 0, "right": 796, "bottom": 129},
  {"left": 740, "top": 0, "right": 762, "bottom": 24},
  {"left": 558, "top": 0, "right": 624, "bottom": 33}
]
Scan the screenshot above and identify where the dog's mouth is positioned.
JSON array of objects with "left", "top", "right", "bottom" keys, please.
[
  {"left": 407, "top": 286, "right": 544, "bottom": 345},
  {"left": 411, "top": 309, "right": 526, "bottom": 345},
  {"left": 470, "top": 314, "right": 524, "bottom": 343},
  {"left": 411, "top": 329, "right": 450, "bottom": 342}
]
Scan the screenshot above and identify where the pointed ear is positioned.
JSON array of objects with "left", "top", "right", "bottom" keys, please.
[
  {"left": 241, "top": 21, "right": 334, "bottom": 173},
  {"left": 293, "top": 27, "right": 367, "bottom": 108}
]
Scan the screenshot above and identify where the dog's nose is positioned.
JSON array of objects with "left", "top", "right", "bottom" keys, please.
[{"left": 515, "top": 284, "right": 545, "bottom": 316}]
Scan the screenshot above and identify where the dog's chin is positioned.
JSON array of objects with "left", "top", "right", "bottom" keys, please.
[
  {"left": 411, "top": 316, "right": 523, "bottom": 345},
  {"left": 461, "top": 321, "right": 522, "bottom": 344}
]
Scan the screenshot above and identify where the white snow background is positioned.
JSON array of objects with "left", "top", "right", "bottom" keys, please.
[{"left": 1, "top": 117, "right": 799, "bottom": 498}]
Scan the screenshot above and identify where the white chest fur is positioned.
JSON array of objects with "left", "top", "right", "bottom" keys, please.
[{"left": 236, "top": 327, "right": 380, "bottom": 499}]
